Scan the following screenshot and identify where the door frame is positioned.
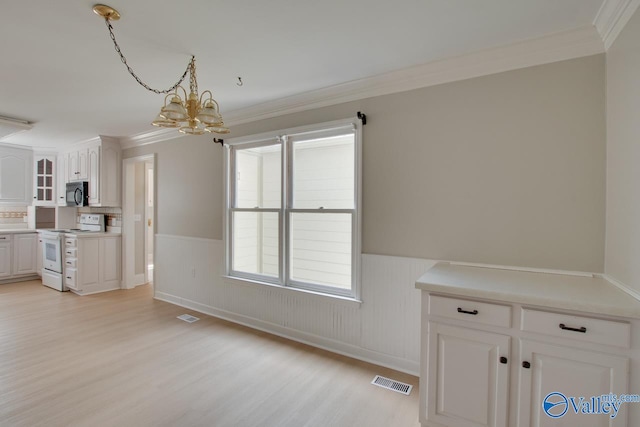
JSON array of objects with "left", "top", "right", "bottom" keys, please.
[{"left": 122, "top": 154, "right": 156, "bottom": 290}]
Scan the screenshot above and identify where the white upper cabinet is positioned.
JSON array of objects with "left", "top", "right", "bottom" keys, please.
[
  {"left": 56, "top": 153, "right": 68, "bottom": 206},
  {"left": 68, "top": 148, "right": 88, "bottom": 182},
  {"left": 61, "top": 137, "right": 121, "bottom": 207},
  {"left": 0, "top": 144, "right": 32, "bottom": 206},
  {"left": 87, "top": 137, "right": 120, "bottom": 207},
  {"left": 33, "top": 154, "right": 56, "bottom": 206}
]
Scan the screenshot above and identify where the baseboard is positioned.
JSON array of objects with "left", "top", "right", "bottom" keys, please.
[
  {"left": 0, "top": 274, "right": 39, "bottom": 285},
  {"left": 602, "top": 273, "right": 640, "bottom": 302},
  {"left": 155, "top": 291, "right": 419, "bottom": 376}
]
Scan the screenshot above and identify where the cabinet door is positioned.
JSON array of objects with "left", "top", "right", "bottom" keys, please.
[
  {"left": 426, "top": 322, "right": 510, "bottom": 427},
  {"left": 101, "top": 236, "right": 121, "bottom": 284},
  {"left": 0, "top": 238, "right": 10, "bottom": 278},
  {"left": 78, "top": 238, "right": 100, "bottom": 288},
  {"left": 517, "top": 340, "right": 629, "bottom": 427},
  {"left": 0, "top": 148, "right": 31, "bottom": 205},
  {"left": 12, "top": 233, "right": 37, "bottom": 276},
  {"left": 88, "top": 146, "right": 100, "bottom": 205},
  {"left": 36, "top": 234, "right": 43, "bottom": 276},
  {"left": 68, "top": 151, "right": 78, "bottom": 182},
  {"left": 78, "top": 149, "right": 88, "bottom": 181},
  {"left": 57, "top": 154, "right": 67, "bottom": 206},
  {"left": 33, "top": 156, "right": 55, "bottom": 205}
]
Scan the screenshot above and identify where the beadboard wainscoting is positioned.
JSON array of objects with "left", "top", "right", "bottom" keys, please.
[{"left": 154, "top": 234, "right": 436, "bottom": 375}]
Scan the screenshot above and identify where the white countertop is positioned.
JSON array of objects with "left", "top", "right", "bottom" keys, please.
[
  {"left": 64, "top": 231, "right": 121, "bottom": 238},
  {"left": 416, "top": 263, "right": 640, "bottom": 318},
  {"left": 0, "top": 228, "right": 38, "bottom": 234}
]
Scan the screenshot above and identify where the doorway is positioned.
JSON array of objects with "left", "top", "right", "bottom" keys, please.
[{"left": 123, "top": 154, "right": 156, "bottom": 290}]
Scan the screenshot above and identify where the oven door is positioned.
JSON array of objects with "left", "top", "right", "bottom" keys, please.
[{"left": 42, "top": 234, "right": 62, "bottom": 273}]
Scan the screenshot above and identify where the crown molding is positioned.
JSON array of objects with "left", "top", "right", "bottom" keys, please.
[
  {"left": 594, "top": 0, "right": 640, "bottom": 50},
  {"left": 119, "top": 128, "right": 179, "bottom": 150},
  {"left": 120, "top": 25, "right": 604, "bottom": 149}
]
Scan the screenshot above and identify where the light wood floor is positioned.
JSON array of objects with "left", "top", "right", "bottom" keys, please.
[{"left": 0, "top": 280, "right": 419, "bottom": 427}]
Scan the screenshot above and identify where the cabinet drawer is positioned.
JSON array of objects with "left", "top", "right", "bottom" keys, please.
[
  {"left": 521, "top": 308, "right": 630, "bottom": 348},
  {"left": 65, "top": 268, "right": 77, "bottom": 289},
  {"left": 64, "top": 247, "right": 77, "bottom": 258},
  {"left": 429, "top": 295, "right": 512, "bottom": 328},
  {"left": 64, "top": 238, "right": 77, "bottom": 247},
  {"left": 64, "top": 258, "right": 77, "bottom": 268}
]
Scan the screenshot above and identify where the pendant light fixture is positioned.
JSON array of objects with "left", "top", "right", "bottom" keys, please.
[{"left": 93, "top": 4, "right": 229, "bottom": 135}]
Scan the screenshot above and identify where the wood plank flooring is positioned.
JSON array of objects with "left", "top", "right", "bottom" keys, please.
[{"left": 0, "top": 280, "right": 419, "bottom": 427}]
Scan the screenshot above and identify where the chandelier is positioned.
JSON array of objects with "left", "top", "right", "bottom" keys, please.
[{"left": 93, "top": 4, "right": 229, "bottom": 135}]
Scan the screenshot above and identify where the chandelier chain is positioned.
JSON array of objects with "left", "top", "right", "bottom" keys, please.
[
  {"left": 189, "top": 59, "right": 198, "bottom": 95},
  {"left": 104, "top": 18, "right": 192, "bottom": 94}
]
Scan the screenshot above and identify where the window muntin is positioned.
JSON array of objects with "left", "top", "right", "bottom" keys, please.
[{"left": 226, "top": 120, "right": 360, "bottom": 299}]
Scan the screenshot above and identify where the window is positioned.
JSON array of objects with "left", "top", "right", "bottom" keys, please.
[{"left": 224, "top": 119, "right": 361, "bottom": 299}]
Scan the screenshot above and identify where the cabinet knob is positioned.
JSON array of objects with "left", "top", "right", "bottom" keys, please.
[
  {"left": 499, "top": 357, "right": 508, "bottom": 364},
  {"left": 522, "top": 361, "right": 531, "bottom": 369}
]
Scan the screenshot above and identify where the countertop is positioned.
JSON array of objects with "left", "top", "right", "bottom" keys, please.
[
  {"left": 63, "top": 231, "right": 121, "bottom": 238},
  {"left": 0, "top": 228, "right": 39, "bottom": 234},
  {"left": 0, "top": 228, "right": 122, "bottom": 237},
  {"left": 416, "top": 262, "right": 640, "bottom": 318}
]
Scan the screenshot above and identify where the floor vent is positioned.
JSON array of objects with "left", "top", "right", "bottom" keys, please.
[
  {"left": 177, "top": 314, "right": 200, "bottom": 323},
  {"left": 371, "top": 375, "right": 412, "bottom": 395}
]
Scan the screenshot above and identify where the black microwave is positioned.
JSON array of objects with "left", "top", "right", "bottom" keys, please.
[{"left": 66, "top": 181, "right": 89, "bottom": 207}]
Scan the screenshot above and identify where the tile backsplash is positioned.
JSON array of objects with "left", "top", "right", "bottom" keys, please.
[{"left": 0, "top": 206, "right": 28, "bottom": 225}]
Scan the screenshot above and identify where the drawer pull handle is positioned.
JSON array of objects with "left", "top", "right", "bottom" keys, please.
[
  {"left": 522, "top": 361, "right": 531, "bottom": 369},
  {"left": 499, "top": 357, "right": 508, "bottom": 364},
  {"left": 559, "top": 323, "right": 587, "bottom": 333},
  {"left": 66, "top": 276, "right": 71, "bottom": 280},
  {"left": 457, "top": 307, "right": 478, "bottom": 315}
]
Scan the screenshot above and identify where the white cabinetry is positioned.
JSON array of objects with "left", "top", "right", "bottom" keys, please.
[
  {"left": 0, "top": 144, "right": 32, "bottom": 206},
  {"left": 33, "top": 154, "right": 56, "bottom": 205},
  {"left": 427, "top": 322, "right": 510, "bottom": 427},
  {"left": 87, "top": 138, "right": 120, "bottom": 207},
  {"left": 0, "top": 233, "right": 38, "bottom": 281},
  {"left": 61, "top": 137, "right": 120, "bottom": 207},
  {"left": 56, "top": 153, "right": 68, "bottom": 206},
  {"left": 0, "top": 235, "right": 11, "bottom": 278},
  {"left": 417, "top": 264, "right": 637, "bottom": 427},
  {"left": 68, "top": 149, "right": 88, "bottom": 182},
  {"left": 12, "top": 233, "right": 37, "bottom": 275},
  {"left": 518, "top": 340, "right": 628, "bottom": 426},
  {"left": 64, "top": 234, "right": 121, "bottom": 294},
  {"left": 36, "top": 233, "right": 43, "bottom": 276}
]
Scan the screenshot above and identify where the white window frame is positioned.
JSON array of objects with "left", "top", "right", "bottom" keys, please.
[{"left": 223, "top": 118, "right": 362, "bottom": 300}]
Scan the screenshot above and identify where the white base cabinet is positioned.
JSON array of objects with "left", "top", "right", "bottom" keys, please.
[
  {"left": 427, "top": 322, "right": 510, "bottom": 427},
  {"left": 0, "top": 236, "right": 11, "bottom": 278},
  {"left": 12, "top": 233, "right": 37, "bottom": 276},
  {"left": 64, "top": 234, "right": 121, "bottom": 295},
  {"left": 0, "top": 233, "right": 38, "bottom": 281},
  {"left": 420, "top": 293, "right": 631, "bottom": 427}
]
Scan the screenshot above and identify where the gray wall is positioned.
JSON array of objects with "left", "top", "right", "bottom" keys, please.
[
  {"left": 125, "top": 54, "right": 606, "bottom": 272},
  {"left": 605, "top": 7, "right": 640, "bottom": 291}
]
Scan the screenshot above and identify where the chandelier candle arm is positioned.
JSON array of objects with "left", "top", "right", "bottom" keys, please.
[{"left": 94, "top": 3, "right": 229, "bottom": 136}]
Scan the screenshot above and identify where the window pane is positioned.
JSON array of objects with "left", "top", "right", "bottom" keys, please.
[
  {"left": 235, "top": 144, "right": 281, "bottom": 208},
  {"left": 232, "top": 211, "right": 279, "bottom": 277},
  {"left": 290, "top": 213, "right": 351, "bottom": 289},
  {"left": 293, "top": 134, "right": 354, "bottom": 209}
]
